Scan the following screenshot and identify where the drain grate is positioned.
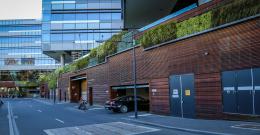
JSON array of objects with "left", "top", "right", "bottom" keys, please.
[{"left": 232, "top": 124, "right": 260, "bottom": 131}]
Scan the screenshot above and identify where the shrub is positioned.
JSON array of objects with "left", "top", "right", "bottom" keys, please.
[
  {"left": 140, "top": 0, "right": 259, "bottom": 48},
  {"left": 96, "top": 31, "right": 126, "bottom": 63},
  {"left": 74, "top": 56, "right": 90, "bottom": 70},
  {"left": 176, "top": 11, "right": 212, "bottom": 38},
  {"left": 212, "top": 0, "right": 260, "bottom": 27},
  {"left": 140, "top": 21, "right": 176, "bottom": 48}
]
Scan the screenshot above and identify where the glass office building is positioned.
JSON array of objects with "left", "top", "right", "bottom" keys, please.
[
  {"left": 0, "top": 19, "right": 59, "bottom": 82},
  {"left": 42, "top": 0, "right": 123, "bottom": 63}
]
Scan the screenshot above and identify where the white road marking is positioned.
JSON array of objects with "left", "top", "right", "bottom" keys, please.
[
  {"left": 55, "top": 118, "right": 65, "bottom": 124},
  {"left": 128, "top": 113, "right": 152, "bottom": 118},
  {"left": 44, "top": 122, "right": 160, "bottom": 135},
  {"left": 88, "top": 108, "right": 103, "bottom": 110},
  {"left": 7, "top": 102, "right": 20, "bottom": 135},
  {"left": 44, "top": 130, "right": 55, "bottom": 135},
  {"left": 7, "top": 102, "right": 14, "bottom": 135},
  {"left": 37, "top": 110, "right": 42, "bottom": 113},
  {"left": 231, "top": 124, "right": 260, "bottom": 131}
]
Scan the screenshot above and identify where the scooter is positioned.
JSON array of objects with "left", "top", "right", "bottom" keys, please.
[{"left": 78, "top": 99, "right": 88, "bottom": 111}]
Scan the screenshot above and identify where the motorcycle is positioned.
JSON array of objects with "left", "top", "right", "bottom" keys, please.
[{"left": 78, "top": 99, "right": 88, "bottom": 111}]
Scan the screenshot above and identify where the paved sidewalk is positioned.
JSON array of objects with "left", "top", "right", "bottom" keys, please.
[{"left": 124, "top": 114, "right": 260, "bottom": 135}]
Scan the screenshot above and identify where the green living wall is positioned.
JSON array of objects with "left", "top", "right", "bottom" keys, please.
[{"left": 140, "top": 0, "right": 260, "bottom": 48}]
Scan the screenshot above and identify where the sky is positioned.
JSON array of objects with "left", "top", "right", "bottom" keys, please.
[{"left": 0, "top": 0, "right": 42, "bottom": 20}]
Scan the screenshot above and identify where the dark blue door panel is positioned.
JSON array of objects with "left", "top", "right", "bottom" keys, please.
[
  {"left": 253, "top": 68, "right": 260, "bottom": 115},
  {"left": 236, "top": 69, "right": 253, "bottom": 114},
  {"left": 169, "top": 74, "right": 195, "bottom": 118},
  {"left": 169, "top": 75, "right": 182, "bottom": 117},
  {"left": 181, "top": 74, "right": 195, "bottom": 118},
  {"left": 222, "top": 71, "right": 237, "bottom": 113}
]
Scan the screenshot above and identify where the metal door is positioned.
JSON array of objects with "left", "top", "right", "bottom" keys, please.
[
  {"left": 169, "top": 75, "right": 182, "bottom": 117},
  {"left": 181, "top": 74, "right": 195, "bottom": 118},
  {"left": 222, "top": 71, "right": 237, "bottom": 113},
  {"left": 237, "top": 69, "right": 253, "bottom": 114},
  {"left": 253, "top": 68, "right": 260, "bottom": 115},
  {"left": 169, "top": 74, "right": 195, "bottom": 118}
]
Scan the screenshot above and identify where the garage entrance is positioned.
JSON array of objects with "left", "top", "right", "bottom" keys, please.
[
  {"left": 169, "top": 74, "right": 195, "bottom": 118},
  {"left": 110, "top": 84, "right": 150, "bottom": 112},
  {"left": 222, "top": 68, "right": 260, "bottom": 115},
  {"left": 70, "top": 75, "right": 87, "bottom": 103}
]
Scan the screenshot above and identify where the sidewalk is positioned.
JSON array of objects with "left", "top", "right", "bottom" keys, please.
[{"left": 124, "top": 114, "right": 260, "bottom": 135}]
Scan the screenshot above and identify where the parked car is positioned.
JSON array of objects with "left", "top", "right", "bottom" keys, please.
[{"left": 105, "top": 96, "right": 149, "bottom": 113}]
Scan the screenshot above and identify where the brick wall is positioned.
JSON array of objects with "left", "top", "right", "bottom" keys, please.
[{"left": 59, "top": 17, "right": 260, "bottom": 118}]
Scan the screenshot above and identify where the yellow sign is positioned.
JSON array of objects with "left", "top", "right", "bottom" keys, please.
[{"left": 185, "top": 90, "right": 191, "bottom": 96}]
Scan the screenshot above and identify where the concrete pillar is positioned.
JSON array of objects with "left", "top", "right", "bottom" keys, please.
[{"left": 60, "top": 54, "right": 65, "bottom": 67}]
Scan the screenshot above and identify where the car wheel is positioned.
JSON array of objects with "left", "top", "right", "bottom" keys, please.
[{"left": 120, "top": 105, "right": 128, "bottom": 113}]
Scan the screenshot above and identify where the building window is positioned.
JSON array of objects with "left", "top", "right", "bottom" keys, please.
[
  {"left": 64, "top": 3, "right": 75, "bottom": 9},
  {"left": 52, "top": 14, "right": 63, "bottom": 21},
  {"left": 100, "top": 13, "right": 111, "bottom": 20},
  {"left": 100, "top": 23, "right": 111, "bottom": 29},
  {"left": 63, "top": 23, "right": 75, "bottom": 29},
  {"left": 21, "top": 58, "right": 35, "bottom": 65},
  {"left": 4, "top": 58, "right": 18, "bottom": 65},
  {"left": 51, "top": 34, "right": 62, "bottom": 41},
  {"left": 63, "top": 14, "right": 75, "bottom": 20},
  {"left": 76, "top": 4, "right": 87, "bottom": 9},
  {"left": 88, "top": 13, "right": 99, "bottom": 20},
  {"left": 52, "top": 4, "right": 63, "bottom": 10},
  {"left": 63, "top": 34, "right": 75, "bottom": 41},
  {"left": 112, "top": 13, "right": 121, "bottom": 20}
]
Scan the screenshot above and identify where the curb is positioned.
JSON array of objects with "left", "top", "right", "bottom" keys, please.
[{"left": 122, "top": 118, "right": 232, "bottom": 135}]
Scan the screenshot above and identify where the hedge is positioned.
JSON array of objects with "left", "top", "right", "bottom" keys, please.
[
  {"left": 213, "top": 0, "right": 260, "bottom": 26},
  {"left": 176, "top": 11, "right": 212, "bottom": 38},
  {"left": 140, "top": 21, "right": 176, "bottom": 48},
  {"left": 140, "top": 0, "right": 260, "bottom": 48},
  {"left": 96, "top": 31, "right": 127, "bottom": 63}
]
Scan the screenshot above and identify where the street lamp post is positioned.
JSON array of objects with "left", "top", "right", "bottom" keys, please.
[
  {"left": 97, "top": 33, "right": 138, "bottom": 118},
  {"left": 132, "top": 39, "right": 138, "bottom": 119}
]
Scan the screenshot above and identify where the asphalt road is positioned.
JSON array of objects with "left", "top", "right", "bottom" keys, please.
[{"left": 0, "top": 98, "right": 202, "bottom": 135}]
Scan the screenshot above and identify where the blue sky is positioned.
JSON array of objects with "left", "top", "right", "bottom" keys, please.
[{"left": 0, "top": 0, "right": 42, "bottom": 20}]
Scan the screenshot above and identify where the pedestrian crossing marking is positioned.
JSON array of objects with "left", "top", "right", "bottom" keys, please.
[{"left": 44, "top": 122, "right": 159, "bottom": 135}]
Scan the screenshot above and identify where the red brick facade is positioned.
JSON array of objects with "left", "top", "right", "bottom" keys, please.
[{"left": 58, "top": 17, "right": 260, "bottom": 118}]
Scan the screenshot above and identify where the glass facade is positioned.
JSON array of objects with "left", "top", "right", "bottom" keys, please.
[
  {"left": 0, "top": 19, "right": 59, "bottom": 81},
  {"left": 42, "top": 0, "right": 124, "bottom": 61}
]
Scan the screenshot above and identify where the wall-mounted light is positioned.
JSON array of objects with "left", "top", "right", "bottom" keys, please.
[
  {"left": 152, "top": 89, "right": 157, "bottom": 96},
  {"left": 204, "top": 52, "right": 209, "bottom": 56}
]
